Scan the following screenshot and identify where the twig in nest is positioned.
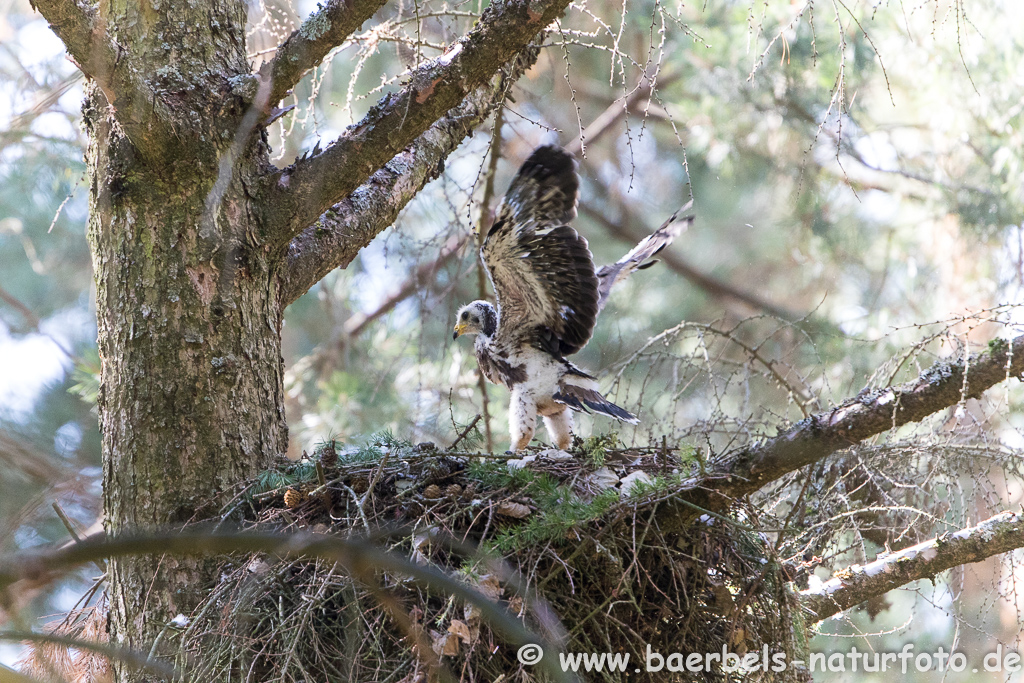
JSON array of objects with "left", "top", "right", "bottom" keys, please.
[
  {"left": 339, "top": 482, "right": 371, "bottom": 531},
  {"left": 450, "top": 414, "right": 482, "bottom": 450},
  {"left": 361, "top": 448, "right": 390, "bottom": 510}
]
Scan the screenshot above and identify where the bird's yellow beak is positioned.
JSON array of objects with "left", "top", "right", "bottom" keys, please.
[{"left": 453, "top": 322, "right": 468, "bottom": 339}]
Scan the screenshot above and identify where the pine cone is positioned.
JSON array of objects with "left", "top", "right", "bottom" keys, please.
[
  {"left": 423, "top": 484, "right": 442, "bottom": 499},
  {"left": 445, "top": 484, "right": 463, "bottom": 498},
  {"left": 283, "top": 488, "right": 304, "bottom": 508}
]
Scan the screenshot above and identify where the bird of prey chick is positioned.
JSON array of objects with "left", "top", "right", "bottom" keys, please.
[{"left": 453, "top": 145, "right": 692, "bottom": 451}]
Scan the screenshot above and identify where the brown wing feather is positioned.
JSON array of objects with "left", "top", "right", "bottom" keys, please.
[
  {"left": 482, "top": 146, "right": 599, "bottom": 356},
  {"left": 491, "top": 145, "right": 579, "bottom": 233}
]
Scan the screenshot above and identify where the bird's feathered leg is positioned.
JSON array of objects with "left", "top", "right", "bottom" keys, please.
[
  {"left": 509, "top": 385, "right": 537, "bottom": 451},
  {"left": 543, "top": 409, "right": 574, "bottom": 450}
]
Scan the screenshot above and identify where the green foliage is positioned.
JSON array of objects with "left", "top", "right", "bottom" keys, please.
[
  {"left": 465, "top": 458, "right": 537, "bottom": 490},
  {"left": 465, "top": 459, "right": 621, "bottom": 552},
  {"left": 335, "top": 429, "right": 414, "bottom": 464},
  {"left": 68, "top": 348, "right": 100, "bottom": 406},
  {"left": 490, "top": 488, "right": 620, "bottom": 553},
  {"left": 578, "top": 433, "right": 618, "bottom": 467},
  {"left": 248, "top": 460, "right": 323, "bottom": 500}
]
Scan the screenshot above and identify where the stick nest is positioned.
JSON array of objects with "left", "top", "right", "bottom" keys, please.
[{"left": 177, "top": 433, "right": 808, "bottom": 682}]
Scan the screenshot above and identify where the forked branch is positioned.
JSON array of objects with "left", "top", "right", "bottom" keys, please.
[
  {"left": 801, "top": 511, "right": 1024, "bottom": 621},
  {"left": 258, "top": 0, "right": 389, "bottom": 111},
  {"left": 280, "top": 46, "right": 539, "bottom": 305},
  {"left": 263, "top": 0, "right": 574, "bottom": 250}
]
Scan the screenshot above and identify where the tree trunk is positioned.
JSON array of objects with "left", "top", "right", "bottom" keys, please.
[
  {"left": 26, "top": 0, "right": 575, "bottom": 677},
  {"left": 82, "top": 2, "right": 285, "bottom": 674}
]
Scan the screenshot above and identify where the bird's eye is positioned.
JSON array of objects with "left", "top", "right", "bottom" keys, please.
[{"left": 461, "top": 312, "right": 469, "bottom": 320}]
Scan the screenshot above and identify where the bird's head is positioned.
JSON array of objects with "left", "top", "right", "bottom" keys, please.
[{"left": 453, "top": 301, "right": 497, "bottom": 340}]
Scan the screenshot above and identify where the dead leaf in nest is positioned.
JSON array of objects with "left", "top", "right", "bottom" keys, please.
[
  {"left": 411, "top": 528, "right": 436, "bottom": 564},
  {"left": 463, "top": 602, "right": 481, "bottom": 625},
  {"left": 247, "top": 558, "right": 270, "bottom": 574},
  {"left": 495, "top": 501, "right": 531, "bottom": 518},
  {"left": 475, "top": 574, "right": 503, "bottom": 600},
  {"left": 431, "top": 629, "right": 461, "bottom": 656},
  {"left": 584, "top": 467, "right": 619, "bottom": 491},
  {"left": 710, "top": 583, "right": 736, "bottom": 616},
  {"left": 448, "top": 619, "right": 473, "bottom": 645}
]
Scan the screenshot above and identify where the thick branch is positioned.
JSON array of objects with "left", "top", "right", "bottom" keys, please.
[
  {"left": 801, "top": 511, "right": 1024, "bottom": 621},
  {"left": 263, "top": 0, "right": 572, "bottom": 248},
  {"left": 656, "top": 335, "right": 1024, "bottom": 532},
  {"left": 31, "top": 0, "right": 169, "bottom": 155},
  {"left": 259, "top": 0, "right": 388, "bottom": 110},
  {"left": 280, "top": 53, "right": 532, "bottom": 305}
]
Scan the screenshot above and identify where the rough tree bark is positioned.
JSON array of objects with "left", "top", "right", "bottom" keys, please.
[{"left": 29, "top": 0, "right": 572, "bottom": 678}]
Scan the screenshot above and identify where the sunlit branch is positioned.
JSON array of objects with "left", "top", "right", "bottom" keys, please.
[
  {"left": 801, "top": 511, "right": 1024, "bottom": 622},
  {"left": 258, "top": 0, "right": 388, "bottom": 111},
  {"left": 263, "top": 0, "right": 575, "bottom": 251},
  {"left": 563, "top": 72, "right": 679, "bottom": 156},
  {"left": 280, "top": 58, "right": 531, "bottom": 305},
  {"left": 654, "top": 334, "right": 1024, "bottom": 533}
]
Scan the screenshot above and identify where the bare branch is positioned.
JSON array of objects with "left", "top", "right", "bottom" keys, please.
[
  {"left": 655, "top": 335, "right": 1024, "bottom": 532},
  {"left": 280, "top": 60, "right": 530, "bottom": 305},
  {"left": 342, "top": 234, "right": 468, "bottom": 337},
  {"left": 30, "top": 0, "right": 171, "bottom": 156},
  {"left": 563, "top": 72, "right": 679, "bottom": 156},
  {"left": 0, "top": 630, "right": 177, "bottom": 680},
  {"left": 258, "top": 0, "right": 389, "bottom": 111},
  {"left": 0, "top": 530, "right": 575, "bottom": 683},
  {"left": 801, "top": 511, "right": 1024, "bottom": 622},
  {"left": 263, "top": 0, "right": 574, "bottom": 249},
  {"left": 581, "top": 204, "right": 803, "bottom": 321}
]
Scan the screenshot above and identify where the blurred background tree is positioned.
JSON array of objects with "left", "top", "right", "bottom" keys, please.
[{"left": 2, "top": 0, "right": 1023, "bottom": 679}]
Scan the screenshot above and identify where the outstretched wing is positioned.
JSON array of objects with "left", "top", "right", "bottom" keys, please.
[
  {"left": 482, "top": 146, "right": 599, "bottom": 356},
  {"left": 497, "top": 144, "right": 579, "bottom": 229},
  {"left": 595, "top": 201, "right": 694, "bottom": 312}
]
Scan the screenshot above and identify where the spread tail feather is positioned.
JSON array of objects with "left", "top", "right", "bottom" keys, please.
[
  {"left": 596, "top": 200, "right": 694, "bottom": 312},
  {"left": 554, "top": 375, "right": 639, "bottom": 424}
]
